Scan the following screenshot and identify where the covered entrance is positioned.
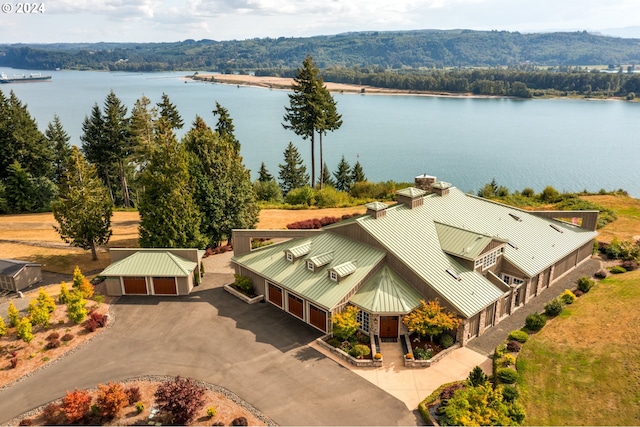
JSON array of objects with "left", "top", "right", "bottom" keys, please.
[
  {"left": 379, "top": 316, "right": 399, "bottom": 339},
  {"left": 123, "top": 277, "right": 147, "bottom": 295}
]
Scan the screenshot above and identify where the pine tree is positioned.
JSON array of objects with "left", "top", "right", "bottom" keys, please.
[
  {"left": 81, "top": 102, "right": 115, "bottom": 204},
  {"left": 317, "top": 80, "right": 343, "bottom": 188},
  {"left": 321, "top": 162, "right": 335, "bottom": 187},
  {"left": 138, "top": 122, "right": 204, "bottom": 248},
  {"left": 157, "top": 93, "right": 183, "bottom": 130},
  {"left": 46, "top": 115, "right": 72, "bottom": 185},
  {"left": 352, "top": 160, "right": 366, "bottom": 183},
  {"left": 4, "top": 161, "right": 35, "bottom": 213},
  {"left": 212, "top": 101, "right": 240, "bottom": 151},
  {"left": 278, "top": 142, "right": 309, "bottom": 196},
  {"left": 333, "top": 155, "right": 352, "bottom": 192},
  {"left": 102, "top": 91, "right": 132, "bottom": 207},
  {"left": 258, "top": 162, "right": 273, "bottom": 182},
  {"left": 52, "top": 147, "right": 113, "bottom": 260}
]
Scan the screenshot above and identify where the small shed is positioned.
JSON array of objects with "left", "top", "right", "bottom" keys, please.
[
  {"left": 0, "top": 259, "right": 42, "bottom": 292},
  {"left": 101, "top": 248, "right": 205, "bottom": 296}
]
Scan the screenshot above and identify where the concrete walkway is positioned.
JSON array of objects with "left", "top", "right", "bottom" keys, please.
[{"left": 310, "top": 340, "right": 492, "bottom": 411}]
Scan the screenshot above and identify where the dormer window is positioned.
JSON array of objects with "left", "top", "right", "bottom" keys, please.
[
  {"left": 286, "top": 252, "right": 294, "bottom": 262},
  {"left": 306, "top": 252, "right": 334, "bottom": 272},
  {"left": 306, "top": 260, "right": 315, "bottom": 271},
  {"left": 329, "top": 271, "right": 338, "bottom": 282},
  {"left": 328, "top": 261, "right": 356, "bottom": 282},
  {"left": 284, "top": 241, "right": 311, "bottom": 262}
]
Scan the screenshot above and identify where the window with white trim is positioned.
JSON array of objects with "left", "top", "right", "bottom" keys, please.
[
  {"left": 501, "top": 274, "right": 524, "bottom": 286},
  {"left": 306, "top": 261, "right": 315, "bottom": 271},
  {"left": 286, "top": 252, "right": 293, "bottom": 262},
  {"left": 329, "top": 271, "right": 338, "bottom": 282},
  {"left": 475, "top": 248, "right": 501, "bottom": 271},
  {"left": 356, "top": 309, "right": 370, "bottom": 334}
]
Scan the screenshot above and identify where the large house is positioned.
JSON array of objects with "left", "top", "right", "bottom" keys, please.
[{"left": 234, "top": 175, "right": 598, "bottom": 345}]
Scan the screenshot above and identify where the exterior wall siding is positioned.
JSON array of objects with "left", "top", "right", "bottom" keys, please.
[
  {"left": 233, "top": 264, "right": 268, "bottom": 296},
  {"left": 14, "top": 266, "right": 42, "bottom": 291},
  {"left": 105, "top": 277, "right": 122, "bottom": 296}
]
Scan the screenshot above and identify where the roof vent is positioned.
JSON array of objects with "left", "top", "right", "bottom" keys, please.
[
  {"left": 365, "top": 201, "right": 388, "bottom": 219},
  {"left": 397, "top": 187, "right": 426, "bottom": 209},
  {"left": 431, "top": 181, "right": 452, "bottom": 197},
  {"left": 509, "top": 213, "right": 522, "bottom": 222},
  {"left": 507, "top": 240, "right": 519, "bottom": 249},
  {"left": 549, "top": 223, "right": 564, "bottom": 233},
  {"left": 446, "top": 268, "right": 462, "bottom": 281}
]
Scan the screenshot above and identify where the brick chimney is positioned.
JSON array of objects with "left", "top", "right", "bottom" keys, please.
[{"left": 414, "top": 174, "right": 437, "bottom": 193}]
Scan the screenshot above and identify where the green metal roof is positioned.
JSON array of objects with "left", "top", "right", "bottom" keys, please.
[
  {"left": 350, "top": 266, "right": 423, "bottom": 314},
  {"left": 349, "top": 187, "right": 597, "bottom": 318},
  {"left": 232, "top": 232, "right": 386, "bottom": 310},
  {"left": 101, "top": 251, "right": 197, "bottom": 277},
  {"left": 434, "top": 222, "right": 506, "bottom": 261}
]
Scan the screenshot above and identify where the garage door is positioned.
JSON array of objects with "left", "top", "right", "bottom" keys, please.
[
  {"left": 287, "top": 294, "right": 304, "bottom": 319},
  {"left": 268, "top": 283, "right": 283, "bottom": 307},
  {"left": 153, "top": 277, "right": 177, "bottom": 295},
  {"left": 309, "top": 304, "right": 327, "bottom": 332},
  {"left": 123, "top": 277, "right": 147, "bottom": 295}
]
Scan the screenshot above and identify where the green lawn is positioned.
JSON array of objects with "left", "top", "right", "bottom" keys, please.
[{"left": 518, "top": 269, "right": 640, "bottom": 425}]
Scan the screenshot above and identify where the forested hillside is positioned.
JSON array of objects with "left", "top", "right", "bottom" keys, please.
[{"left": 2, "top": 30, "right": 640, "bottom": 72}]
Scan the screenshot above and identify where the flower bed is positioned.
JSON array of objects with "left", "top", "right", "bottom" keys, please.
[
  {"left": 317, "top": 334, "right": 382, "bottom": 367},
  {"left": 223, "top": 284, "right": 264, "bottom": 304}
]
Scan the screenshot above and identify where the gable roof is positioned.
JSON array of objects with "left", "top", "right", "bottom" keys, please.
[
  {"left": 330, "top": 186, "right": 596, "bottom": 318},
  {"left": 434, "top": 222, "right": 505, "bottom": 261},
  {"left": 101, "top": 251, "right": 197, "bottom": 277},
  {"left": 0, "top": 259, "right": 40, "bottom": 278},
  {"left": 350, "top": 266, "right": 423, "bottom": 314},
  {"left": 232, "top": 232, "right": 385, "bottom": 310}
]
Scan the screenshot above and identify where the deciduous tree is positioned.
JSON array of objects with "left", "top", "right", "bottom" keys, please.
[
  {"left": 52, "top": 147, "right": 113, "bottom": 260},
  {"left": 403, "top": 299, "right": 461, "bottom": 342},
  {"left": 332, "top": 305, "right": 360, "bottom": 341}
]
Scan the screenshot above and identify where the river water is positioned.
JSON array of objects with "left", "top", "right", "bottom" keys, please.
[{"left": 3, "top": 68, "right": 639, "bottom": 197}]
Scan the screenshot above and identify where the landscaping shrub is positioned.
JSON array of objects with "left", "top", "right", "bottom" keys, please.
[
  {"left": 374, "top": 353, "right": 382, "bottom": 360},
  {"left": 154, "top": 376, "right": 206, "bottom": 425},
  {"left": 413, "top": 347, "right": 432, "bottom": 360},
  {"left": 62, "top": 388, "right": 92, "bottom": 423},
  {"left": 284, "top": 186, "right": 314, "bottom": 206},
  {"left": 544, "top": 298, "right": 563, "bottom": 317},
  {"left": 326, "top": 337, "right": 342, "bottom": 348},
  {"left": 206, "top": 406, "right": 217, "bottom": 418},
  {"left": 610, "top": 265, "right": 627, "bottom": 274},
  {"left": 61, "top": 333, "right": 74, "bottom": 342},
  {"left": 594, "top": 269, "right": 608, "bottom": 279},
  {"left": 573, "top": 289, "right": 584, "bottom": 297},
  {"left": 506, "top": 340, "right": 522, "bottom": 352},
  {"left": 126, "top": 386, "right": 142, "bottom": 405},
  {"left": 135, "top": 401, "right": 145, "bottom": 414},
  {"left": 16, "top": 317, "right": 34, "bottom": 343},
  {"left": 46, "top": 332, "right": 60, "bottom": 341},
  {"left": 353, "top": 343, "right": 371, "bottom": 359},
  {"left": 439, "top": 382, "right": 465, "bottom": 401},
  {"left": 621, "top": 260, "right": 639, "bottom": 271},
  {"left": 0, "top": 316, "right": 6, "bottom": 337},
  {"left": 10, "top": 356, "right": 18, "bottom": 369},
  {"left": 356, "top": 332, "right": 370, "bottom": 344},
  {"left": 89, "top": 311, "right": 108, "bottom": 327},
  {"left": 93, "top": 294, "right": 105, "bottom": 304},
  {"left": 507, "top": 330, "right": 529, "bottom": 343},
  {"left": 332, "top": 306, "right": 359, "bottom": 341},
  {"left": 42, "top": 403, "right": 65, "bottom": 425},
  {"left": 439, "top": 334, "right": 455, "bottom": 349},
  {"left": 18, "top": 418, "right": 32, "bottom": 426},
  {"left": 46, "top": 339, "right": 61, "bottom": 349},
  {"left": 525, "top": 313, "right": 547, "bottom": 331},
  {"left": 501, "top": 385, "right": 520, "bottom": 403},
  {"left": 468, "top": 366, "right": 488, "bottom": 387},
  {"left": 95, "top": 382, "right": 128, "bottom": 419},
  {"left": 231, "top": 416, "right": 249, "bottom": 426},
  {"left": 577, "top": 275, "right": 595, "bottom": 293},
  {"left": 496, "top": 368, "right": 519, "bottom": 384},
  {"left": 233, "top": 274, "right": 254, "bottom": 296},
  {"left": 84, "top": 318, "right": 98, "bottom": 333},
  {"left": 560, "top": 289, "right": 577, "bottom": 305},
  {"left": 501, "top": 354, "right": 516, "bottom": 367}
]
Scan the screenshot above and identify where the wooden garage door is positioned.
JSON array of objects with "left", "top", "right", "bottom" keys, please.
[
  {"left": 287, "top": 294, "right": 304, "bottom": 319},
  {"left": 123, "top": 277, "right": 147, "bottom": 295},
  {"left": 268, "top": 283, "right": 283, "bottom": 307},
  {"left": 309, "top": 304, "right": 327, "bottom": 332},
  {"left": 153, "top": 277, "right": 177, "bottom": 295}
]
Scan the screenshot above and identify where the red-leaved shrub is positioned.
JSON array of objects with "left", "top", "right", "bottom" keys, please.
[
  {"left": 62, "top": 388, "right": 92, "bottom": 423},
  {"left": 154, "top": 377, "right": 206, "bottom": 425},
  {"left": 126, "top": 386, "right": 142, "bottom": 405}
]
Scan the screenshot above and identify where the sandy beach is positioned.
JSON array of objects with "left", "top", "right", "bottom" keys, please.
[{"left": 190, "top": 73, "right": 473, "bottom": 97}]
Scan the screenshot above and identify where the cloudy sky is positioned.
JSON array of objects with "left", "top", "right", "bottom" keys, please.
[{"left": 2, "top": 0, "right": 640, "bottom": 43}]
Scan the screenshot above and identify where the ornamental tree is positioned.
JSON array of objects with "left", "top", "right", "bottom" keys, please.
[
  {"left": 62, "top": 388, "right": 92, "bottom": 424},
  {"left": 403, "top": 299, "right": 461, "bottom": 342},
  {"left": 16, "top": 316, "right": 34, "bottom": 343},
  {"left": 95, "top": 382, "right": 128, "bottom": 419},
  {"left": 7, "top": 300, "right": 20, "bottom": 327},
  {"left": 67, "top": 290, "right": 88, "bottom": 324},
  {"left": 154, "top": 376, "right": 206, "bottom": 425},
  {"left": 332, "top": 305, "right": 360, "bottom": 341}
]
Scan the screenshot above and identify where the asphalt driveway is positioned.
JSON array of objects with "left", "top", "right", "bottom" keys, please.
[{"left": 0, "top": 279, "right": 419, "bottom": 425}]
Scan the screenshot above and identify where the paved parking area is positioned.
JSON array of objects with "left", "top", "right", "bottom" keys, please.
[{"left": 0, "top": 253, "right": 419, "bottom": 426}]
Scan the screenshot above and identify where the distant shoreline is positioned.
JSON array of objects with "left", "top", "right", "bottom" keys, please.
[{"left": 189, "top": 73, "right": 512, "bottom": 99}]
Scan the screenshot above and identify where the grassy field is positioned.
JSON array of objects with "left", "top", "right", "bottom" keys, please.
[
  {"left": 0, "top": 206, "right": 366, "bottom": 274},
  {"left": 581, "top": 194, "right": 640, "bottom": 242},
  {"left": 518, "top": 269, "right": 640, "bottom": 425}
]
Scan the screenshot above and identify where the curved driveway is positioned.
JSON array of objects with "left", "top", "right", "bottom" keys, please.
[{"left": 0, "top": 271, "right": 419, "bottom": 425}]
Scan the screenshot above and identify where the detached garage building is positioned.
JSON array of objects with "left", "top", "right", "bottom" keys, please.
[
  {"left": 0, "top": 259, "right": 42, "bottom": 292},
  {"left": 102, "top": 249, "right": 204, "bottom": 296}
]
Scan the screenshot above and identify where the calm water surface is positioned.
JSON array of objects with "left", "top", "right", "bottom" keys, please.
[{"left": 3, "top": 68, "right": 640, "bottom": 197}]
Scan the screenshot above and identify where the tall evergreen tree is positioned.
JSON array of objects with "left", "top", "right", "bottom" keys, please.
[
  {"left": 102, "top": 91, "right": 132, "bottom": 207},
  {"left": 283, "top": 55, "right": 324, "bottom": 187},
  {"left": 45, "top": 115, "right": 72, "bottom": 185},
  {"left": 52, "top": 147, "right": 113, "bottom": 261},
  {"left": 4, "top": 161, "right": 35, "bottom": 213},
  {"left": 352, "top": 160, "right": 366, "bottom": 183},
  {"left": 278, "top": 142, "right": 309, "bottom": 196},
  {"left": 212, "top": 101, "right": 240, "bottom": 152},
  {"left": 321, "top": 162, "right": 335, "bottom": 188},
  {"left": 333, "top": 155, "right": 352, "bottom": 192},
  {"left": 0, "top": 90, "right": 54, "bottom": 181},
  {"left": 157, "top": 93, "right": 183, "bottom": 130},
  {"left": 317, "top": 81, "right": 343, "bottom": 188},
  {"left": 138, "top": 123, "right": 204, "bottom": 249},
  {"left": 80, "top": 103, "right": 113, "bottom": 202},
  {"left": 258, "top": 162, "right": 273, "bottom": 182}
]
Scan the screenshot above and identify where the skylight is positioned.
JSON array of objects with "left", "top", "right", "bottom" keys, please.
[
  {"left": 549, "top": 223, "right": 564, "bottom": 233},
  {"left": 507, "top": 240, "right": 518, "bottom": 249},
  {"left": 446, "top": 268, "right": 461, "bottom": 281},
  {"left": 508, "top": 213, "right": 522, "bottom": 222}
]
